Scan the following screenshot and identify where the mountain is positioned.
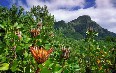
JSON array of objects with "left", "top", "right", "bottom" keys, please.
[{"left": 54, "top": 15, "right": 116, "bottom": 40}]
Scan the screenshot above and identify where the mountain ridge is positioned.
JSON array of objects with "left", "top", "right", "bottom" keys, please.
[{"left": 54, "top": 15, "right": 116, "bottom": 40}]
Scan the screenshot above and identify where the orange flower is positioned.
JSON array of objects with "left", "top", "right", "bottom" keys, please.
[
  {"left": 30, "top": 45, "right": 53, "bottom": 64},
  {"left": 30, "top": 28, "right": 40, "bottom": 37}
]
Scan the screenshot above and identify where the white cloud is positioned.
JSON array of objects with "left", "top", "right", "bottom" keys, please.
[
  {"left": 49, "top": 0, "right": 116, "bottom": 33},
  {"left": 9, "top": 0, "right": 116, "bottom": 33},
  {"left": 109, "top": 27, "right": 116, "bottom": 33},
  {"left": 95, "top": 0, "right": 113, "bottom": 8},
  {"left": 25, "top": 0, "right": 85, "bottom": 10}
]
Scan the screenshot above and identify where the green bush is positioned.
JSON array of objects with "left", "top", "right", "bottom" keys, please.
[{"left": 0, "top": 5, "right": 115, "bottom": 73}]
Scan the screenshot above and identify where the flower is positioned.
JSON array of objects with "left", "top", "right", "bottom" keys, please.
[
  {"left": 15, "top": 29, "right": 22, "bottom": 40},
  {"left": 37, "top": 22, "right": 42, "bottom": 29},
  {"left": 61, "top": 47, "right": 70, "bottom": 60},
  {"left": 97, "top": 59, "right": 100, "bottom": 64},
  {"left": 30, "top": 28, "right": 40, "bottom": 37},
  {"left": 30, "top": 45, "right": 53, "bottom": 64}
]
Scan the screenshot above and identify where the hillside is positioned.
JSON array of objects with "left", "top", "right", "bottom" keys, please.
[{"left": 54, "top": 15, "right": 116, "bottom": 40}]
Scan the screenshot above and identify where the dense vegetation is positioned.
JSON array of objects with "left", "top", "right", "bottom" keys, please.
[{"left": 0, "top": 5, "right": 116, "bottom": 73}]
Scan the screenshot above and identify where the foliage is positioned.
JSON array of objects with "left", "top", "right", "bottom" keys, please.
[
  {"left": 0, "top": 5, "right": 116, "bottom": 73},
  {"left": 105, "top": 36, "right": 116, "bottom": 42}
]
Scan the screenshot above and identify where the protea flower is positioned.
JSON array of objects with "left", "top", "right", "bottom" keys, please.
[
  {"left": 30, "top": 28, "right": 40, "bottom": 37},
  {"left": 37, "top": 22, "right": 42, "bottom": 29},
  {"left": 30, "top": 45, "right": 53, "bottom": 64},
  {"left": 61, "top": 47, "right": 70, "bottom": 60},
  {"left": 15, "top": 29, "right": 22, "bottom": 40}
]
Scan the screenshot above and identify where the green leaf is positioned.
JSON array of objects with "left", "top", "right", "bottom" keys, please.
[
  {"left": 25, "top": 65, "right": 30, "bottom": 73},
  {"left": 14, "top": 22, "right": 18, "bottom": 27},
  {"left": 23, "top": 35, "right": 31, "bottom": 43},
  {"left": 44, "top": 59, "right": 51, "bottom": 67},
  {"left": 0, "top": 55, "right": 7, "bottom": 62},
  {"left": 53, "top": 64, "right": 62, "bottom": 72},
  {"left": 0, "top": 63, "right": 9, "bottom": 70},
  {"left": 16, "top": 46, "right": 22, "bottom": 52},
  {"left": 14, "top": 22, "right": 23, "bottom": 29},
  {"left": 48, "top": 63, "right": 54, "bottom": 68},
  {"left": 54, "top": 68, "right": 63, "bottom": 73},
  {"left": 41, "top": 67, "right": 51, "bottom": 73},
  {"left": 0, "top": 24, "right": 4, "bottom": 29},
  {"left": 24, "top": 51, "right": 28, "bottom": 58},
  {"left": 45, "top": 44, "right": 51, "bottom": 50},
  {"left": 74, "top": 64, "right": 79, "bottom": 69},
  {"left": 23, "top": 61, "right": 27, "bottom": 65},
  {"left": 10, "top": 60, "right": 18, "bottom": 72}
]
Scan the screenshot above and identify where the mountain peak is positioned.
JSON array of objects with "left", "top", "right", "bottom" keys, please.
[
  {"left": 54, "top": 15, "right": 116, "bottom": 39},
  {"left": 71, "top": 15, "right": 91, "bottom": 23},
  {"left": 78, "top": 15, "right": 91, "bottom": 20}
]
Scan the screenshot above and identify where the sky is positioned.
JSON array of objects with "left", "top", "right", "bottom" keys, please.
[{"left": 0, "top": 0, "right": 116, "bottom": 33}]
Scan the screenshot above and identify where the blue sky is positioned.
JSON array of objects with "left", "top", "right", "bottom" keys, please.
[{"left": 0, "top": 0, "right": 116, "bottom": 33}]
